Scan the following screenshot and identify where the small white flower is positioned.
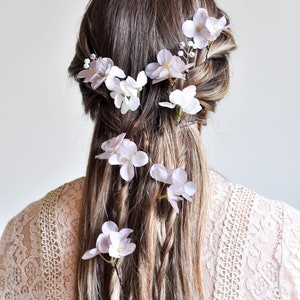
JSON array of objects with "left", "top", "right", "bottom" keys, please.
[
  {"left": 95, "top": 133, "right": 126, "bottom": 160},
  {"left": 182, "top": 8, "right": 228, "bottom": 49},
  {"left": 150, "top": 164, "right": 196, "bottom": 213},
  {"left": 145, "top": 49, "right": 193, "bottom": 84},
  {"left": 82, "top": 221, "right": 136, "bottom": 260},
  {"left": 109, "top": 71, "right": 147, "bottom": 114},
  {"left": 159, "top": 85, "right": 201, "bottom": 115},
  {"left": 150, "top": 164, "right": 173, "bottom": 184},
  {"left": 108, "top": 139, "right": 149, "bottom": 181},
  {"left": 205, "top": 16, "right": 229, "bottom": 40},
  {"left": 169, "top": 168, "right": 196, "bottom": 202},
  {"left": 182, "top": 8, "right": 211, "bottom": 49},
  {"left": 78, "top": 57, "right": 126, "bottom": 90}
]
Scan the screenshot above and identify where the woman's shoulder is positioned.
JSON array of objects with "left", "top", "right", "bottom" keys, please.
[
  {"left": 0, "top": 177, "right": 85, "bottom": 299},
  {"left": 207, "top": 170, "right": 300, "bottom": 299}
]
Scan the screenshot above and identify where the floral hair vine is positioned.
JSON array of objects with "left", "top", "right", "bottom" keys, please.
[
  {"left": 78, "top": 8, "right": 228, "bottom": 120},
  {"left": 81, "top": 7, "right": 228, "bottom": 293}
]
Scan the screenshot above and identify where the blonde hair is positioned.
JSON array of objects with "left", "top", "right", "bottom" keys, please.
[{"left": 68, "top": 0, "right": 236, "bottom": 298}]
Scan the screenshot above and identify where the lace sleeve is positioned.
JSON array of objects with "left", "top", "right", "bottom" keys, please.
[
  {"left": 0, "top": 178, "right": 83, "bottom": 300},
  {"left": 280, "top": 202, "right": 300, "bottom": 298},
  {"left": 0, "top": 200, "right": 44, "bottom": 299}
]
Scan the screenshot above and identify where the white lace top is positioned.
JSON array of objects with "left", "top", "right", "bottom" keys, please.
[{"left": 0, "top": 172, "right": 299, "bottom": 299}]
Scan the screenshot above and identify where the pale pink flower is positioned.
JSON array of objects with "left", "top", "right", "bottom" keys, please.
[
  {"left": 150, "top": 164, "right": 196, "bottom": 213},
  {"left": 78, "top": 57, "right": 125, "bottom": 90},
  {"left": 108, "top": 139, "right": 149, "bottom": 181},
  {"left": 145, "top": 49, "right": 192, "bottom": 84},
  {"left": 182, "top": 8, "right": 228, "bottom": 49},
  {"left": 159, "top": 85, "right": 201, "bottom": 115},
  {"left": 169, "top": 168, "right": 196, "bottom": 202},
  {"left": 82, "top": 221, "right": 136, "bottom": 260},
  {"left": 182, "top": 8, "right": 211, "bottom": 49},
  {"left": 150, "top": 164, "right": 173, "bottom": 184},
  {"left": 95, "top": 133, "right": 126, "bottom": 160},
  {"left": 110, "top": 71, "right": 147, "bottom": 114},
  {"left": 205, "top": 16, "right": 229, "bottom": 40}
]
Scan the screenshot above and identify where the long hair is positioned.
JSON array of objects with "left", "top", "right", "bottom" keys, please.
[{"left": 69, "top": 0, "right": 236, "bottom": 298}]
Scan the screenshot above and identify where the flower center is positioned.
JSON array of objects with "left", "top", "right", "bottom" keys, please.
[
  {"left": 164, "top": 61, "right": 170, "bottom": 72},
  {"left": 117, "top": 247, "right": 122, "bottom": 253},
  {"left": 196, "top": 25, "right": 202, "bottom": 32}
]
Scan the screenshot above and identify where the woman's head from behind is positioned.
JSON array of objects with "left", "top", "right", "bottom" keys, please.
[{"left": 69, "top": 0, "right": 236, "bottom": 299}]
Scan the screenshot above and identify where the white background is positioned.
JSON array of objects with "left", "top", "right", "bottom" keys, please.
[{"left": 0, "top": 0, "right": 299, "bottom": 235}]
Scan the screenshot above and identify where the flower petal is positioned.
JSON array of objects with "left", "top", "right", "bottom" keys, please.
[
  {"left": 119, "top": 243, "right": 136, "bottom": 257},
  {"left": 136, "top": 71, "right": 147, "bottom": 87},
  {"left": 172, "top": 168, "right": 188, "bottom": 185},
  {"left": 184, "top": 181, "right": 196, "bottom": 196},
  {"left": 120, "top": 162, "right": 135, "bottom": 181},
  {"left": 127, "top": 96, "right": 140, "bottom": 112},
  {"left": 118, "top": 228, "right": 134, "bottom": 240},
  {"left": 193, "top": 8, "right": 209, "bottom": 26},
  {"left": 145, "top": 62, "right": 160, "bottom": 78},
  {"left": 182, "top": 20, "right": 196, "bottom": 38},
  {"left": 102, "top": 221, "right": 119, "bottom": 234},
  {"left": 169, "top": 89, "right": 185, "bottom": 106},
  {"left": 105, "top": 76, "right": 120, "bottom": 91},
  {"left": 150, "top": 164, "right": 167, "bottom": 182},
  {"left": 96, "top": 233, "right": 111, "bottom": 253},
  {"left": 110, "top": 66, "right": 126, "bottom": 78},
  {"left": 131, "top": 151, "right": 148, "bottom": 167},
  {"left": 82, "top": 248, "right": 98, "bottom": 260},
  {"left": 193, "top": 34, "right": 208, "bottom": 49},
  {"left": 157, "top": 49, "right": 172, "bottom": 65},
  {"left": 108, "top": 154, "right": 121, "bottom": 165},
  {"left": 159, "top": 102, "right": 176, "bottom": 109}
]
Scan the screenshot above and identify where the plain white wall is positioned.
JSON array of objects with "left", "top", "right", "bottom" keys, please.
[{"left": 0, "top": 0, "right": 299, "bottom": 236}]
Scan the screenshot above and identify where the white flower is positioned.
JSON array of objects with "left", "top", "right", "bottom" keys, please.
[
  {"left": 109, "top": 71, "right": 147, "bottom": 114},
  {"left": 182, "top": 8, "right": 229, "bottom": 49},
  {"left": 182, "top": 8, "right": 211, "bottom": 49},
  {"left": 169, "top": 168, "right": 196, "bottom": 202},
  {"left": 145, "top": 49, "right": 193, "bottom": 84},
  {"left": 159, "top": 85, "right": 201, "bottom": 115},
  {"left": 95, "top": 133, "right": 126, "bottom": 159},
  {"left": 205, "top": 16, "right": 228, "bottom": 40},
  {"left": 150, "top": 164, "right": 173, "bottom": 184},
  {"left": 150, "top": 164, "right": 196, "bottom": 213},
  {"left": 109, "top": 139, "right": 148, "bottom": 181},
  {"left": 78, "top": 57, "right": 126, "bottom": 90},
  {"left": 82, "top": 221, "right": 136, "bottom": 260}
]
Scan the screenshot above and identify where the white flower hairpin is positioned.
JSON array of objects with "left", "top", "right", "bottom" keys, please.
[
  {"left": 78, "top": 56, "right": 147, "bottom": 115},
  {"left": 82, "top": 221, "right": 136, "bottom": 295},
  {"left": 150, "top": 164, "right": 196, "bottom": 213},
  {"left": 96, "top": 133, "right": 149, "bottom": 181},
  {"left": 182, "top": 8, "right": 229, "bottom": 50}
]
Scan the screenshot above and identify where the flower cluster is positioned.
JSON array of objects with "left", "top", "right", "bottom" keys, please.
[
  {"left": 182, "top": 8, "right": 229, "bottom": 49},
  {"left": 145, "top": 49, "right": 193, "bottom": 84},
  {"left": 82, "top": 221, "right": 136, "bottom": 261},
  {"left": 150, "top": 164, "right": 196, "bottom": 214},
  {"left": 78, "top": 56, "right": 147, "bottom": 114},
  {"left": 159, "top": 85, "right": 202, "bottom": 120},
  {"left": 109, "top": 71, "right": 147, "bottom": 114},
  {"left": 96, "top": 133, "right": 149, "bottom": 181},
  {"left": 78, "top": 8, "right": 228, "bottom": 121},
  {"left": 78, "top": 55, "right": 126, "bottom": 90}
]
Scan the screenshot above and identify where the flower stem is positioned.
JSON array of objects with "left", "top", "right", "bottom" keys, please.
[
  {"left": 113, "top": 262, "right": 126, "bottom": 298},
  {"left": 158, "top": 194, "right": 168, "bottom": 200}
]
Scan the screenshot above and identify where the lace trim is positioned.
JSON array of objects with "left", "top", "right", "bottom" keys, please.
[
  {"left": 40, "top": 186, "right": 65, "bottom": 300},
  {"left": 213, "top": 184, "right": 255, "bottom": 300}
]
